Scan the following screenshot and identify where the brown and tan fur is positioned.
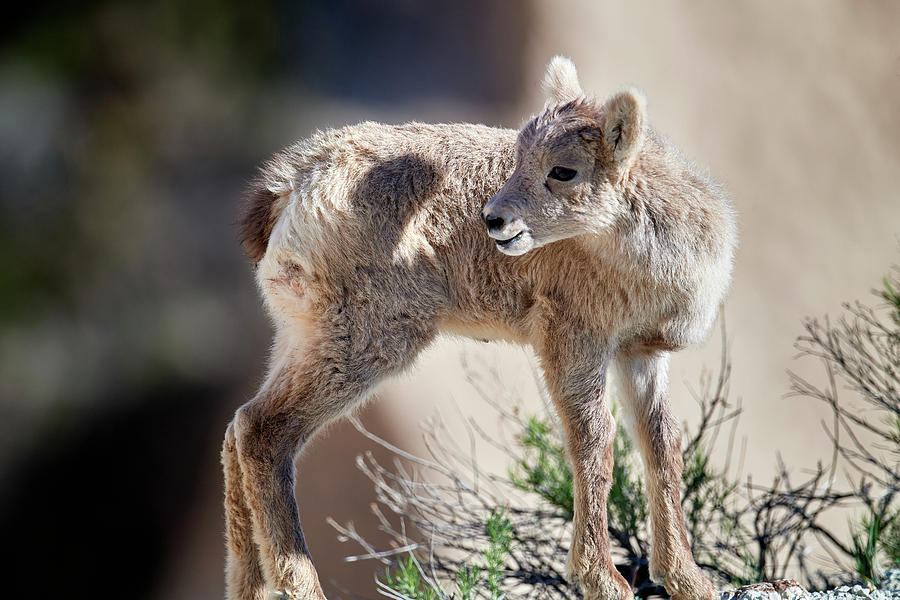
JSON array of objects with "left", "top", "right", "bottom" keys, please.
[{"left": 224, "top": 57, "right": 737, "bottom": 600}]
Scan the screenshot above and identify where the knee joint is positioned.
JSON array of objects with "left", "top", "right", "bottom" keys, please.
[
  {"left": 231, "top": 404, "right": 272, "bottom": 460},
  {"left": 232, "top": 403, "right": 311, "bottom": 467}
]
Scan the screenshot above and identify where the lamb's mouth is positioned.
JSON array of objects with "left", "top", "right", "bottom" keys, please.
[
  {"left": 493, "top": 229, "right": 534, "bottom": 256},
  {"left": 495, "top": 230, "right": 524, "bottom": 249}
]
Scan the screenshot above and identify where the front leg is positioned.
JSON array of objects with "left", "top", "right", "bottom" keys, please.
[
  {"left": 537, "top": 329, "right": 633, "bottom": 600},
  {"left": 614, "top": 351, "right": 716, "bottom": 600}
]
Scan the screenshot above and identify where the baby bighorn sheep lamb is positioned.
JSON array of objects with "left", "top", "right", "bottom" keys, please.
[{"left": 224, "top": 57, "right": 737, "bottom": 600}]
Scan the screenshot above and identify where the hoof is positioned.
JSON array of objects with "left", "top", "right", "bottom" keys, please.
[
  {"left": 265, "top": 587, "right": 328, "bottom": 600},
  {"left": 656, "top": 569, "right": 717, "bottom": 600},
  {"left": 573, "top": 568, "right": 634, "bottom": 600}
]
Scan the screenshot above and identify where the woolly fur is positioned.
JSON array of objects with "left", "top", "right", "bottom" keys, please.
[{"left": 227, "top": 58, "right": 737, "bottom": 600}]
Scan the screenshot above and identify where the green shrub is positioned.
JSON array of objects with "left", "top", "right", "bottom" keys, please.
[
  {"left": 352, "top": 262, "right": 899, "bottom": 597},
  {"left": 379, "top": 508, "right": 514, "bottom": 600}
]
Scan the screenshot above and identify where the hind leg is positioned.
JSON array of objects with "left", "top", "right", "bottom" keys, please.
[
  {"left": 232, "top": 346, "right": 332, "bottom": 600},
  {"left": 232, "top": 305, "right": 436, "bottom": 599},
  {"left": 614, "top": 351, "right": 715, "bottom": 600},
  {"left": 223, "top": 420, "right": 267, "bottom": 600}
]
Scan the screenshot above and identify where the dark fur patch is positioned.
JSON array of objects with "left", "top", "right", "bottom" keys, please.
[{"left": 238, "top": 177, "right": 279, "bottom": 264}]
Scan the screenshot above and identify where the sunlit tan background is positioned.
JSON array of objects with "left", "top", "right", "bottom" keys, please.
[{"left": 2, "top": 1, "right": 898, "bottom": 598}]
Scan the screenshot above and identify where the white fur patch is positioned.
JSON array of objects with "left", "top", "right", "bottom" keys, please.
[{"left": 542, "top": 56, "right": 583, "bottom": 104}]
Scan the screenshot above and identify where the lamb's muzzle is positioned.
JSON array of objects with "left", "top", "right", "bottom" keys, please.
[{"left": 482, "top": 197, "right": 534, "bottom": 255}]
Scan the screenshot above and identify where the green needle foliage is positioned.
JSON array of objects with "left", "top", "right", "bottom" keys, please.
[
  {"left": 381, "top": 556, "right": 438, "bottom": 600},
  {"left": 882, "top": 513, "right": 900, "bottom": 567},
  {"left": 881, "top": 271, "right": 900, "bottom": 326},
  {"left": 509, "top": 416, "right": 574, "bottom": 519},
  {"left": 454, "top": 565, "right": 481, "bottom": 600},
  {"left": 379, "top": 508, "right": 514, "bottom": 600},
  {"left": 484, "top": 508, "right": 514, "bottom": 600},
  {"left": 851, "top": 513, "right": 884, "bottom": 585}
]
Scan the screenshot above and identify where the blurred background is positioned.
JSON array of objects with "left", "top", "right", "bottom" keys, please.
[{"left": 1, "top": 1, "right": 898, "bottom": 598}]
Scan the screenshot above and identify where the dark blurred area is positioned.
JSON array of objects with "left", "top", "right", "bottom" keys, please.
[{"left": 0, "top": 1, "right": 531, "bottom": 597}]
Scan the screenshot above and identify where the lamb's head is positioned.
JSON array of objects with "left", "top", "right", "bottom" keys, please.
[{"left": 482, "top": 56, "right": 647, "bottom": 256}]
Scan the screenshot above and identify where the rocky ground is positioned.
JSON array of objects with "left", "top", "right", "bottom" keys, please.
[{"left": 722, "top": 569, "right": 900, "bottom": 600}]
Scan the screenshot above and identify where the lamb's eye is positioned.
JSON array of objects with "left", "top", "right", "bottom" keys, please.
[{"left": 548, "top": 166, "right": 577, "bottom": 181}]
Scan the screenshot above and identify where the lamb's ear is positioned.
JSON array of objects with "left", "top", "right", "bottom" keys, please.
[
  {"left": 542, "top": 56, "right": 583, "bottom": 104},
  {"left": 602, "top": 88, "right": 647, "bottom": 168}
]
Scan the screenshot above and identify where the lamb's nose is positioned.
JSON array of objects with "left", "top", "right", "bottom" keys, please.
[{"left": 482, "top": 211, "right": 505, "bottom": 232}]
